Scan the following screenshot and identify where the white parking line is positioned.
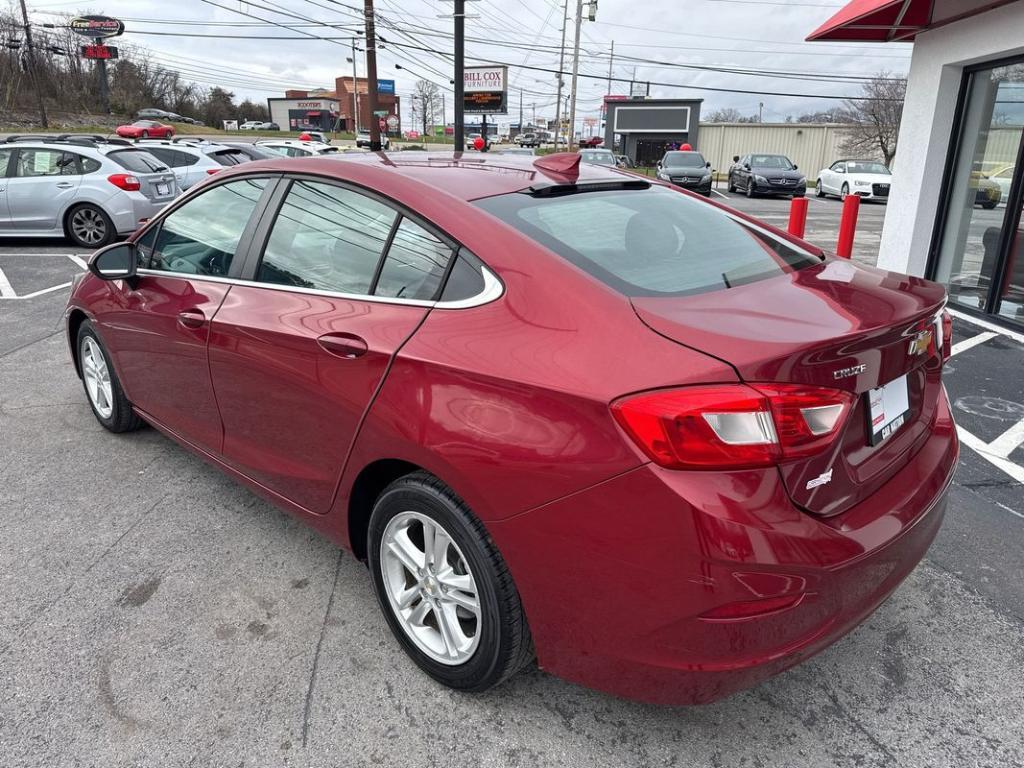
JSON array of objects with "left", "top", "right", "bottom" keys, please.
[
  {"left": 948, "top": 308, "right": 1024, "bottom": 345},
  {"left": 958, "top": 427, "right": 1024, "bottom": 493},
  {"left": 5, "top": 282, "right": 73, "bottom": 300},
  {"left": 950, "top": 331, "right": 997, "bottom": 357},
  {"left": 987, "top": 417, "right": 1024, "bottom": 459},
  {"left": 0, "top": 267, "right": 14, "bottom": 298},
  {"left": 66, "top": 254, "right": 89, "bottom": 271},
  {"left": 710, "top": 189, "right": 730, "bottom": 200}
]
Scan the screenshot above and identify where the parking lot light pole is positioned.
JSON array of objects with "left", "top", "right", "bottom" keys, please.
[{"left": 453, "top": 0, "right": 465, "bottom": 151}]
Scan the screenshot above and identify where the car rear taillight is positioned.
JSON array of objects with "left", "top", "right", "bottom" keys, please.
[
  {"left": 610, "top": 383, "right": 855, "bottom": 470},
  {"left": 107, "top": 173, "right": 141, "bottom": 191},
  {"left": 206, "top": 168, "right": 220, "bottom": 175}
]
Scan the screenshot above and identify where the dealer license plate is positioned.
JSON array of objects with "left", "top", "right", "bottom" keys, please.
[{"left": 867, "top": 374, "right": 909, "bottom": 446}]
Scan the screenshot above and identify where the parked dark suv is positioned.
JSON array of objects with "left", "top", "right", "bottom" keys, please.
[
  {"left": 656, "top": 151, "right": 713, "bottom": 196},
  {"left": 729, "top": 153, "right": 806, "bottom": 198}
]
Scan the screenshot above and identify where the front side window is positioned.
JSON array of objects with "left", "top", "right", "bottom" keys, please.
[
  {"left": 0, "top": 148, "right": 12, "bottom": 176},
  {"left": 257, "top": 180, "right": 396, "bottom": 294},
  {"left": 476, "top": 186, "right": 820, "bottom": 298},
  {"left": 13, "top": 149, "right": 77, "bottom": 177},
  {"left": 148, "top": 178, "right": 268, "bottom": 276},
  {"left": 374, "top": 217, "right": 453, "bottom": 300}
]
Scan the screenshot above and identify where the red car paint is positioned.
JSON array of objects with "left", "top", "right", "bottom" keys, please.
[
  {"left": 115, "top": 121, "right": 175, "bottom": 139},
  {"left": 65, "top": 152, "right": 958, "bottom": 705}
]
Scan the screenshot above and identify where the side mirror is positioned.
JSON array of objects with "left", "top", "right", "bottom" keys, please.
[
  {"left": 88, "top": 242, "right": 138, "bottom": 283},
  {"left": 744, "top": 164, "right": 751, "bottom": 171},
  {"left": 733, "top": 155, "right": 740, "bottom": 163},
  {"left": 706, "top": 162, "right": 711, "bottom": 168},
  {"left": 793, "top": 164, "right": 799, "bottom": 170},
  {"left": 656, "top": 161, "right": 662, "bottom": 170}
]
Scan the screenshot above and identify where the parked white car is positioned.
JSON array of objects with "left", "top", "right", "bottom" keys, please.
[
  {"left": 816, "top": 159, "right": 892, "bottom": 202},
  {"left": 355, "top": 131, "right": 391, "bottom": 149},
  {"left": 239, "top": 121, "right": 264, "bottom": 130},
  {"left": 0, "top": 134, "right": 179, "bottom": 248},
  {"left": 254, "top": 139, "right": 341, "bottom": 157}
]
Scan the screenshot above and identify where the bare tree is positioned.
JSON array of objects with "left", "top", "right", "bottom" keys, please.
[
  {"left": 836, "top": 72, "right": 907, "bottom": 167},
  {"left": 411, "top": 79, "right": 441, "bottom": 135},
  {"left": 705, "top": 107, "right": 759, "bottom": 123}
]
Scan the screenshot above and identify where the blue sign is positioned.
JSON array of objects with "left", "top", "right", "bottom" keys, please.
[{"left": 378, "top": 79, "right": 396, "bottom": 95}]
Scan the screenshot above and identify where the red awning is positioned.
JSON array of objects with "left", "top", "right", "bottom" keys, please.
[{"left": 807, "top": 0, "right": 1019, "bottom": 42}]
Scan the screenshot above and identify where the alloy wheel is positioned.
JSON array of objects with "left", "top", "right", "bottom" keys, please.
[
  {"left": 81, "top": 337, "right": 114, "bottom": 419},
  {"left": 70, "top": 208, "right": 108, "bottom": 246},
  {"left": 380, "top": 510, "right": 481, "bottom": 665}
]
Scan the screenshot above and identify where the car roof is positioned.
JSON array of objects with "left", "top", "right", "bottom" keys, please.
[{"left": 212, "top": 151, "right": 636, "bottom": 202}]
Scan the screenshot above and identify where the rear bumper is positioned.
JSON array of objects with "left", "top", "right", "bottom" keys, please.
[
  {"left": 107, "top": 193, "right": 172, "bottom": 236},
  {"left": 489, "top": 387, "right": 958, "bottom": 705}
]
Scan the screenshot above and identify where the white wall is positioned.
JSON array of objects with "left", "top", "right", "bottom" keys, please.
[
  {"left": 878, "top": 2, "right": 1024, "bottom": 275},
  {"left": 698, "top": 123, "right": 857, "bottom": 180}
]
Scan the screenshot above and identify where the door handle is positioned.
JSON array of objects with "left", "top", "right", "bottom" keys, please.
[
  {"left": 177, "top": 309, "right": 206, "bottom": 329},
  {"left": 56, "top": 182, "right": 75, "bottom": 189},
  {"left": 317, "top": 332, "right": 368, "bottom": 359}
]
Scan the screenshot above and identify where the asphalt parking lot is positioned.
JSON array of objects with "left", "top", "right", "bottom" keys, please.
[{"left": 2, "top": 198, "right": 1024, "bottom": 766}]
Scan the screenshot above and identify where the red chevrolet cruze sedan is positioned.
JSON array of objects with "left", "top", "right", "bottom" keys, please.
[{"left": 66, "top": 152, "right": 958, "bottom": 705}]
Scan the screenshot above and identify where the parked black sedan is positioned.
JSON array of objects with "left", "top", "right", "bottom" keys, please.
[
  {"left": 728, "top": 153, "right": 806, "bottom": 198},
  {"left": 656, "top": 151, "right": 713, "bottom": 196}
]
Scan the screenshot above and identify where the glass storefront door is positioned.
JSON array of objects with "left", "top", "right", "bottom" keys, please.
[{"left": 933, "top": 60, "right": 1024, "bottom": 326}]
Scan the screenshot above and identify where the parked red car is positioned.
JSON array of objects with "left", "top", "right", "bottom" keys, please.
[
  {"left": 115, "top": 120, "right": 175, "bottom": 139},
  {"left": 578, "top": 136, "right": 604, "bottom": 148},
  {"left": 65, "top": 152, "right": 958, "bottom": 705}
]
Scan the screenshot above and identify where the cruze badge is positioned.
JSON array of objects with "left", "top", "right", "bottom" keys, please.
[
  {"left": 833, "top": 364, "right": 867, "bottom": 380},
  {"left": 908, "top": 329, "right": 933, "bottom": 356},
  {"left": 806, "top": 468, "right": 833, "bottom": 490}
]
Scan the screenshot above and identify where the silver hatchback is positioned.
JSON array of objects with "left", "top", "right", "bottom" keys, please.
[
  {"left": 0, "top": 135, "right": 179, "bottom": 248},
  {"left": 134, "top": 139, "right": 258, "bottom": 190}
]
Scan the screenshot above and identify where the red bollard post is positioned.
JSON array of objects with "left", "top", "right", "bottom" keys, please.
[
  {"left": 836, "top": 194, "right": 861, "bottom": 259},
  {"left": 788, "top": 196, "right": 809, "bottom": 238}
]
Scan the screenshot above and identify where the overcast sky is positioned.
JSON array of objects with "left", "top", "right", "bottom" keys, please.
[{"left": 28, "top": 0, "right": 913, "bottom": 126}]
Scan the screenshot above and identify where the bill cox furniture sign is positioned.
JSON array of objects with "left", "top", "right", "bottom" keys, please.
[{"left": 464, "top": 66, "right": 508, "bottom": 115}]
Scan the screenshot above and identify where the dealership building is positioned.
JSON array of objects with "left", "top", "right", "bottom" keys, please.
[
  {"left": 269, "top": 77, "right": 402, "bottom": 134},
  {"left": 811, "top": 0, "right": 1024, "bottom": 329},
  {"left": 603, "top": 98, "right": 703, "bottom": 166}
]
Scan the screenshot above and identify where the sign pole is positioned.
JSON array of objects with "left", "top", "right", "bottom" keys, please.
[
  {"left": 18, "top": 0, "right": 48, "bottom": 128},
  {"left": 454, "top": 0, "right": 465, "bottom": 152},
  {"left": 95, "top": 36, "right": 111, "bottom": 114},
  {"left": 363, "top": 0, "right": 382, "bottom": 151},
  {"left": 553, "top": 0, "right": 568, "bottom": 149}
]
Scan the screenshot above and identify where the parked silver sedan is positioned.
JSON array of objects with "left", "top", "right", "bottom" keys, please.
[{"left": 0, "top": 135, "right": 179, "bottom": 248}]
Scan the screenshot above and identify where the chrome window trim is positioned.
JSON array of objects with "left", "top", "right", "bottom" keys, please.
[{"left": 135, "top": 264, "right": 503, "bottom": 309}]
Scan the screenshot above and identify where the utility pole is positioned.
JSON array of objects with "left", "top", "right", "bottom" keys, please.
[
  {"left": 518, "top": 88, "right": 523, "bottom": 131},
  {"left": 606, "top": 40, "right": 614, "bottom": 96},
  {"left": 553, "top": 0, "right": 568, "bottom": 149},
  {"left": 18, "top": 0, "right": 47, "bottom": 128},
  {"left": 363, "top": 0, "right": 382, "bottom": 151},
  {"left": 453, "top": 0, "right": 465, "bottom": 151},
  {"left": 350, "top": 38, "right": 359, "bottom": 132},
  {"left": 567, "top": 0, "right": 584, "bottom": 152}
]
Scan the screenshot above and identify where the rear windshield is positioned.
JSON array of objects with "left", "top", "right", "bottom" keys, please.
[
  {"left": 475, "top": 187, "right": 821, "bottom": 297},
  {"left": 106, "top": 149, "right": 168, "bottom": 173},
  {"left": 210, "top": 149, "right": 251, "bottom": 166},
  {"left": 579, "top": 151, "right": 615, "bottom": 166}
]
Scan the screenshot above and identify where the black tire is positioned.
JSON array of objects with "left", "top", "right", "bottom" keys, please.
[
  {"left": 816, "top": 180, "right": 825, "bottom": 198},
  {"left": 65, "top": 204, "right": 115, "bottom": 249},
  {"left": 746, "top": 177, "right": 756, "bottom": 198},
  {"left": 367, "top": 472, "right": 534, "bottom": 692},
  {"left": 982, "top": 201, "right": 998, "bottom": 210},
  {"left": 728, "top": 175, "right": 736, "bottom": 194},
  {"left": 841, "top": 183, "right": 850, "bottom": 201},
  {"left": 76, "top": 321, "right": 144, "bottom": 433}
]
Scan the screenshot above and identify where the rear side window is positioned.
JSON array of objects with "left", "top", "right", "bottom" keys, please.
[
  {"left": 475, "top": 187, "right": 820, "bottom": 298},
  {"left": 373, "top": 218, "right": 452, "bottom": 300},
  {"left": 79, "top": 156, "right": 102, "bottom": 174},
  {"left": 107, "top": 149, "right": 168, "bottom": 173},
  {"left": 257, "top": 180, "right": 396, "bottom": 294},
  {"left": 145, "top": 148, "right": 197, "bottom": 168},
  {"left": 148, "top": 178, "right": 268, "bottom": 276}
]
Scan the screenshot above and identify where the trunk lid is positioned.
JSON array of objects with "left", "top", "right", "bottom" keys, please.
[{"left": 633, "top": 259, "right": 947, "bottom": 516}]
